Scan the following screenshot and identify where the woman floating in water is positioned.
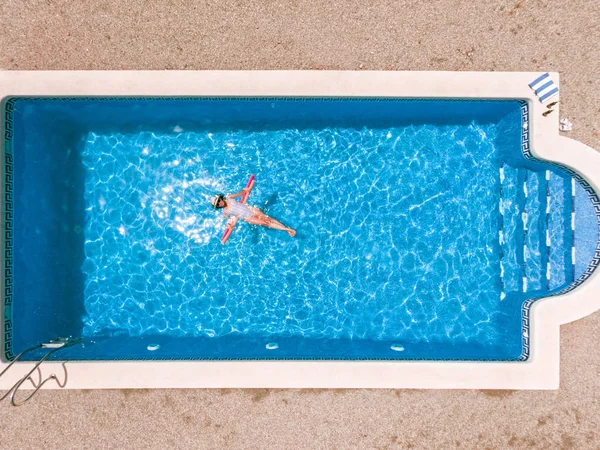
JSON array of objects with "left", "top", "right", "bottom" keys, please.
[{"left": 212, "top": 188, "right": 296, "bottom": 238}]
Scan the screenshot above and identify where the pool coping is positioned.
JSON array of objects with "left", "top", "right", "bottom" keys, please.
[{"left": 1, "top": 70, "right": 599, "bottom": 390}]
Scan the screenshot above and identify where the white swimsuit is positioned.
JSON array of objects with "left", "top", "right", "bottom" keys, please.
[{"left": 225, "top": 201, "right": 253, "bottom": 219}]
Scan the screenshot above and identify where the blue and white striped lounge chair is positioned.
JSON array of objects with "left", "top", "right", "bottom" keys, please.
[{"left": 529, "top": 72, "right": 559, "bottom": 104}]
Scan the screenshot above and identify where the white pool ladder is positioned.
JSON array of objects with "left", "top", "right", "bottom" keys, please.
[{"left": 0, "top": 337, "right": 82, "bottom": 406}]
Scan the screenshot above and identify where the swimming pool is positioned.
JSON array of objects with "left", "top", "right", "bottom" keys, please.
[
  {"left": 5, "top": 95, "right": 599, "bottom": 362},
  {"left": 2, "top": 71, "right": 600, "bottom": 389}
]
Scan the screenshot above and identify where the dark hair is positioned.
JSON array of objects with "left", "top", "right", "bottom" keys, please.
[{"left": 212, "top": 194, "right": 226, "bottom": 209}]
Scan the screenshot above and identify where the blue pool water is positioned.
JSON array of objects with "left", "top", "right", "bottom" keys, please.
[
  {"left": 82, "top": 124, "right": 501, "bottom": 342},
  {"left": 4, "top": 98, "right": 600, "bottom": 361}
]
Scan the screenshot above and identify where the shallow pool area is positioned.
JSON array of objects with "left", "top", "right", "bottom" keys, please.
[{"left": 4, "top": 96, "right": 600, "bottom": 362}]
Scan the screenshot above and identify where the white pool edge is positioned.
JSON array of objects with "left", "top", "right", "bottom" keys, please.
[{"left": 1, "top": 70, "right": 599, "bottom": 390}]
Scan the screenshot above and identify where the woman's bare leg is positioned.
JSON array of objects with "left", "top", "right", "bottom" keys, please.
[{"left": 246, "top": 208, "right": 296, "bottom": 236}]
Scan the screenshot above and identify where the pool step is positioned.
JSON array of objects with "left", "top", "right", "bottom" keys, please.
[
  {"left": 500, "top": 166, "right": 574, "bottom": 296},
  {"left": 499, "top": 165, "right": 524, "bottom": 293},
  {"left": 523, "top": 170, "right": 546, "bottom": 292},
  {"left": 547, "top": 172, "right": 570, "bottom": 289}
]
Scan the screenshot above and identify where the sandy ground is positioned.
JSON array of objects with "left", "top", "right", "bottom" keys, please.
[{"left": 1, "top": 0, "right": 600, "bottom": 449}]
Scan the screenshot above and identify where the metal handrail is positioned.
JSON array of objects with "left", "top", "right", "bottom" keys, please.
[
  {"left": 0, "top": 338, "right": 82, "bottom": 406},
  {"left": 0, "top": 345, "right": 45, "bottom": 401},
  {"left": 10, "top": 362, "right": 69, "bottom": 406}
]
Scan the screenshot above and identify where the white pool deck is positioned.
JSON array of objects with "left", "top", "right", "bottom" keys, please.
[{"left": 1, "top": 70, "right": 599, "bottom": 390}]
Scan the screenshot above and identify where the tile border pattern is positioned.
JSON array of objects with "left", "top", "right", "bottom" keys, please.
[{"left": 3, "top": 98, "right": 15, "bottom": 361}]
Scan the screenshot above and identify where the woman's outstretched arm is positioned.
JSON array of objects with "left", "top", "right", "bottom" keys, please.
[{"left": 226, "top": 188, "right": 249, "bottom": 199}]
